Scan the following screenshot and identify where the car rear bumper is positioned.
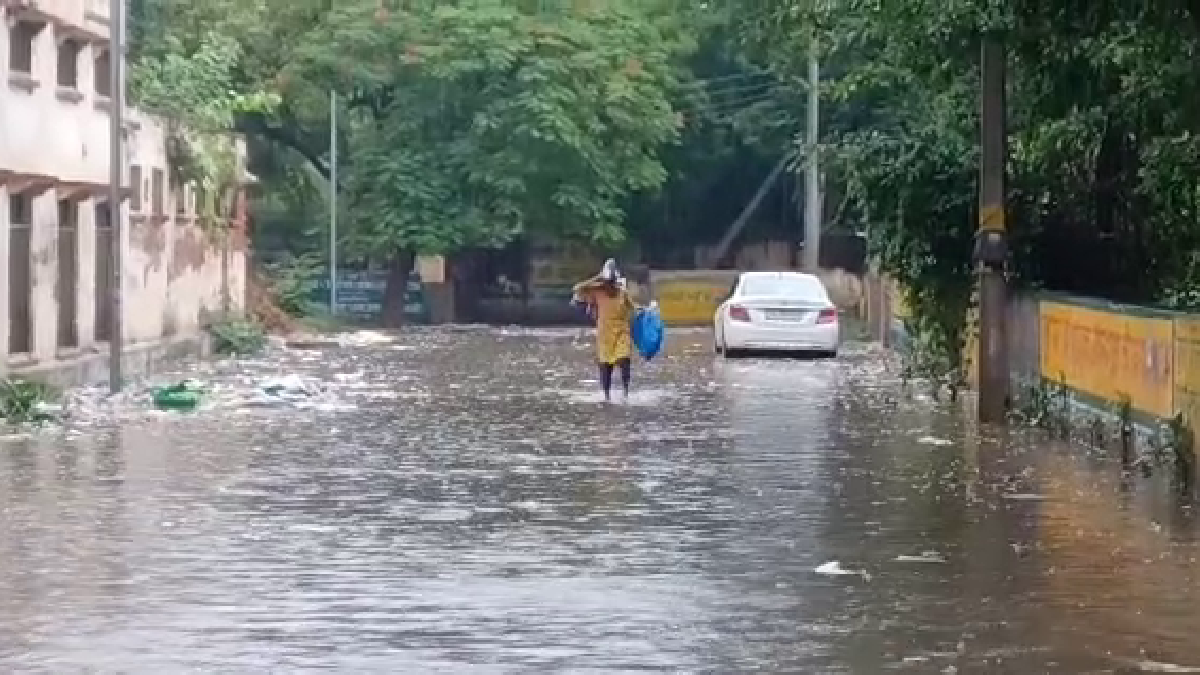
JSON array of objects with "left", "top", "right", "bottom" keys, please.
[{"left": 724, "top": 320, "right": 839, "bottom": 351}]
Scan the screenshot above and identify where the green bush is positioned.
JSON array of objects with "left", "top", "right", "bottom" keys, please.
[
  {"left": 208, "top": 316, "right": 268, "bottom": 355},
  {"left": 898, "top": 293, "right": 970, "bottom": 402},
  {"left": 264, "top": 253, "right": 323, "bottom": 317},
  {"left": 0, "top": 378, "right": 58, "bottom": 423}
]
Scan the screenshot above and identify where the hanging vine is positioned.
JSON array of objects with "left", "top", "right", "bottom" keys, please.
[
  {"left": 130, "top": 25, "right": 276, "bottom": 233},
  {"left": 165, "top": 122, "right": 241, "bottom": 232}
]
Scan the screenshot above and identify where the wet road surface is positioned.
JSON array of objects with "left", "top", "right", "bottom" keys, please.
[{"left": 2, "top": 327, "right": 1200, "bottom": 672}]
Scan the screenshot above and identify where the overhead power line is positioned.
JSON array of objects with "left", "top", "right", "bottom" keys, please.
[
  {"left": 678, "top": 70, "right": 775, "bottom": 89},
  {"left": 693, "top": 79, "right": 778, "bottom": 99}
]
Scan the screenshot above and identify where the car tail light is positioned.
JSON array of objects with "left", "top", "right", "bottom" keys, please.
[
  {"left": 817, "top": 308, "right": 838, "bottom": 324},
  {"left": 729, "top": 305, "right": 751, "bottom": 322}
]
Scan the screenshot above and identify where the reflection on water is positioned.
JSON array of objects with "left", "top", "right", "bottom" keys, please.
[{"left": 0, "top": 328, "right": 1198, "bottom": 671}]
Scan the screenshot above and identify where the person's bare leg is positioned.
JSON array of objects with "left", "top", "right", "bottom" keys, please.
[
  {"left": 618, "top": 359, "right": 631, "bottom": 402},
  {"left": 598, "top": 362, "right": 614, "bottom": 402}
]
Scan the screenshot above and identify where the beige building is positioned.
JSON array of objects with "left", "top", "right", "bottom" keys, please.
[{"left": 0, "top": 0, "right": 247, "bottom": 384}]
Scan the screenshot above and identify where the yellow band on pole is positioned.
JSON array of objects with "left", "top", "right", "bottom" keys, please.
[{"left": 979, "top": 205, "right": 1005, "bottom": 232}]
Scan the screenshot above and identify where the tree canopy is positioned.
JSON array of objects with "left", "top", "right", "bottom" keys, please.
[
  {"left": 734, "top": 0, "right": 1200, "bottom": 365},
  {"left": 134, "top": 1, "right": 689, "bottom": 252},
  {"left": 133, "top": 0, "right": 1200, "bottom": 337},
  {"left": 300, "top": 2, "right": 683, "bottom": 256}
]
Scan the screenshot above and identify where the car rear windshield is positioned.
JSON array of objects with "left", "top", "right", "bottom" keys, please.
[{"left": 740, "top": 276, "right": 828, "bottom": 301}]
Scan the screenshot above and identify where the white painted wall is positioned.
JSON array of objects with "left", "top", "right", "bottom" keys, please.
[
  {"left": 0, "top": 0, "right": 248, "bottom": 374},
  {"left": 0, "top": 4, "right": 110, "bottom": 183},
  {"left": 0, "top": 188, "right": 8, "bottom": 360}
]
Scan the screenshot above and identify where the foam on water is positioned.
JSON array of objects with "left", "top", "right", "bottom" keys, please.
[{"left": 548, "top": 386, "right": 673, "bottom": 407}]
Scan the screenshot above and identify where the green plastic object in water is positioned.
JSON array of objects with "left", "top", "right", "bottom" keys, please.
[{"left": 152, "top": 381, "right": 204, "bottom": 411}]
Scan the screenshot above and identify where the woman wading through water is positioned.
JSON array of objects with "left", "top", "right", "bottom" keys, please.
[{"left": 572, "top": 259, "right": 640, "bottom": 403}]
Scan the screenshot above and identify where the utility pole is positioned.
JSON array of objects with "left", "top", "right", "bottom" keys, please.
[
  {"left": 329, "top": 90, "right": 338, "bottom": 315},
  {"left": 108, "top": 0, "right": 125, "bottom": 394},
  {"left": 976, "top": 36, "right": 1010, "bottom": 423},
  {"left": 709, "top": 154, "right": 791, "bottom": 266},
  {"left": 802, "top": 40, "right": 822, "bottom": 272}
]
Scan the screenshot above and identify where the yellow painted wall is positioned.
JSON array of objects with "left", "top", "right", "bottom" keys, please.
[
  {"left": 877, "top": 288, "right": 1200, "bottom": 447},
  {"left": 1039, "top": 301, "right": 1174, "bottom": 418},
  {"left": 1173, "top": 318, "right": 1200, "bottom": 429},
  {"left": 964, "top": 304, "right": 980, "bottom": 389},
  {"left": 890, "top": 279, "right": 911, "bottom": 318},
  {"left": 652, "top": 271, "right": 738, "bottom": 326}
]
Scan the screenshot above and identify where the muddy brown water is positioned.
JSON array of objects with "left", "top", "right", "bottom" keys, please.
[{"left": 1, "top": 327, "right": 1198, "bottom": 673}]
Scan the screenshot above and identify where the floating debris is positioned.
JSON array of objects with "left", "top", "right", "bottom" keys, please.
[
  {"left": 285, "top": 334, "right": 342, "bottom": 349},
  {"left": 895, "top": 551, "right": 947, "bottom": 564},
  {"left": 1001, "top": 493, "right": 1047, "bottom": 501},
  {"left": 815, "top": 561, "right": 871, "bottom": 581},
  {"left": 260, "top": 374, "right": 323, "bottom": 399},
  {"left": 1122, "top": 660, "right": 1200, "bottom": 673},
  {"left": 152, "top": 379, "right": 206, "bottom": 411},
  {"left": 340, "top": 330, "right": 396, "bottom": 346},
  {"left": 32, "top": 401, "right": 64, "bottom": 419},
  {"left": 917, "top": 436, "right": 954, "bottom": 446}
]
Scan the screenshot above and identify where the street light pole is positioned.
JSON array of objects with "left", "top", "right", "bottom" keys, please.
[
  {"left": 976, "top": 36, "right": 1010, "bottom": 423},
  {"left": 803, "top": 40, "right": 822, "bottom": 272},
  {"left": 108, "top": 0, "right": 125, "bottom": 394},
  {"left": 329, "top": 90, "right": 338, "bottom": 316}
]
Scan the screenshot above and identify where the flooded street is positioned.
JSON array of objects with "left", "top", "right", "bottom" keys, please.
[{"left": 3, "top": 327, "right": 1200, "bottom": 672}]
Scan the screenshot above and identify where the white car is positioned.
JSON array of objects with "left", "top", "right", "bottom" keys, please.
[{"left": 713, "top": 271, "right": 840, "bottom": 358}]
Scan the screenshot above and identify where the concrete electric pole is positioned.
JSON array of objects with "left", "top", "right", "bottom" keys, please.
[
  {"left": 108, "top": 0, "right": 125, "bottom": 394},
  {"left": 329, "top": 90, "right": 338, "bottom": 316},
  {"left": 976, "top": 36, "right": 1010, "bottom": 423},
  {"left": 803, "top": 41, "right": 822, "bottom": 272}
]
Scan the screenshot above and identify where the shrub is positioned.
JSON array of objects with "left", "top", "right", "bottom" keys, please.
[
  {"left": 0, "top": 378, "right": 58, "bottom": 423},
  {"left": 264, "top": 253, "right": 323, "bottom": 317},
  {"left": 207, "top": 316, "right": 268, "bottom": 355}
]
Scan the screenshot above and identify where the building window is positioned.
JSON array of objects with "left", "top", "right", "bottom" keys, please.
[
  {"left": 152, "top": 168, "right": 165, "bottom": 217},
  {"left": 94, "top": 48, "right": 111, "bottom": 97},
  {"left": 10, "top": 194, "right": 30, "bottom": 225},
  {"left": 172, "top": 176, "right": 188, "bottom": 215},
  {"left": 57, "top": 38, "right": 82, "bottom": 89},
  {"left": 94, "top": 202, "right": 114, "bottom": 342},
  {"left": 57, "top": 200, "right": 79, "bottom": 349},
  {"left": 129, "top": 165, "right": 143, "bottom": 211},
  {"left": 9, "top": 21, "right": 40, "bottom": 75},
  {"left": 8, "top": 195, "right": 33, "bottom": 354}
]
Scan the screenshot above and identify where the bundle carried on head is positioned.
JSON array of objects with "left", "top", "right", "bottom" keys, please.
[{"left": 601, "top": 258, "right": 619, "bottom": 282}]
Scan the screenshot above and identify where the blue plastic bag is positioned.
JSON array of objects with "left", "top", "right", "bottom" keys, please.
[{"left": 631, "top": 305, "right": 665, "bottom": 361}]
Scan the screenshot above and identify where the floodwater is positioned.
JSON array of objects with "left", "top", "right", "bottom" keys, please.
[{"left": 2, "top": 327, "right": 1200, "bottom": 672}]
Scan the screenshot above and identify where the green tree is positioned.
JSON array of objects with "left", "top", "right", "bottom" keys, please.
[
  {"left": 128, "top": 0, "right": 278, "bottom": 229},
  {"left": 729, "top": 0, "right": 979, "bottom": 368},
  {"left": 289, "top": 1, "right": 684, "bottom": 323},
  {"left": 130, "top": 0, "right": 693, "bottom": 326},
  {"left": 626, "top": 4, "right": 812, "bottom": 266},
  {"left": 733, "top": 0, "right": 1200, "bottom": 373}
]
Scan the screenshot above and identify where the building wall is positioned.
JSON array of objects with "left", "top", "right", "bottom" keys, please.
[
  {"left": 0, "top": 191, "right": 8, "bottom": 359},
  {"left": 652, "top": 268, "right": 865, "bottom": 327},
  {"left": 120, "top": 115, "right": 247, "bottom": 345},
  {"left": 692, "top": 235, "right": 868, "bottom": 275},
  {"left": 956, "top": 291, "right": 1200, "bottom": 467},
  {"left": 1033, "top": 295, "right": 1176, "bottom": 419},
  {"left": 0, "top": 0, "right": 246, "bottom": 378}
]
